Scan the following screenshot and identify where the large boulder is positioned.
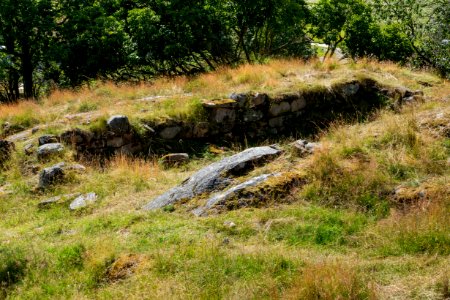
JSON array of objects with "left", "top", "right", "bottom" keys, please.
[
  {"left": 38, "top": 165, "right": 65, "bottom": 189},
  {"left": 37, "top": 143, "right": 64, "bottom": 159},
  {"left": 107, "top": 115, "right": 130, "bottom": 134},
  {"left": 192, "top": 173, "right": 279, "bottom": 216},
  {"left": 142, "top": 146, "right": 282, "bottom": 210}
]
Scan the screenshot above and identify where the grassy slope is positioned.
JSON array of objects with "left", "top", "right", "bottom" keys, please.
[{"left": 0, "top": 59, "right": 449, "bottom": 299}]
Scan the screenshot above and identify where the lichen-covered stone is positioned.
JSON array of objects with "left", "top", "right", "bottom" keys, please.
[
  {"left": 291, "top": 139, "right": 320, "bottom": 157},
  {"left": 37, "top": 143, "right": 64, "bottom": 159},
  {"left": 107, "top": 115, "right": 131, "bottom": 134},
  {"left": 193, "top": 173, "right": 279, "bottom": 216},
  {"left": 38, "top": 135, "right": 59, "bottom": 146},
  {"left": 142, "top": 146, "right": 282, "bottom": 210},
  {"left": 38, "top": 165, "right": 65, "bottom": 189},
  {"left": 69, "top": 192, "right": 98, "bottom": 210}
]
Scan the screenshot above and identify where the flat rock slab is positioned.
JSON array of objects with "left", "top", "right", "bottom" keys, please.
[
  {"left": 192, "top": 173, "right": 279, "bottom": 216},
  {"left": 142, "top": 146, "right": 282, "bottom": 210},
  {"left": 69, "top": 192, "right": 98, "bottom": 210},
  {"left": 38, "top": 193, "right": 81, "bottom": 209}
]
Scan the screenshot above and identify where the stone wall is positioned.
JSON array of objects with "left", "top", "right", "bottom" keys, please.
[{"left": 59, "top": 77, "right": 423, "bottom": 157}]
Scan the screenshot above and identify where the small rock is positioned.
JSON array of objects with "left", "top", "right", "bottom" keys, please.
[
  {"left": 37, "top": 143, "right": 64, "bottom": 159},
  {"left": 68, "top": 164, "right": 87, "bottom": 173},
  {"left": 24, "top": 143, "right": 34, "bottom": 155},
  {"left": 2, "top": 122, "right": 11, "bottom": 133},
  {"left": 269, "top": 102, "right": 290, "bottom": 117},
  {"left": 38, "top": 165, "right": 65, "bottom": 189},
  {"left": 291, "top": 140, "right": 320, "bottom": 157},
  {"left": 38, "top": 193, "right": 81, "bottom": 209},
  {"left": 159, "top": 126, "right": 182, "bottom": 140},
  {"left": 38, "top": 135, "right": 59, "bottom": 146},
  {"left": 31, "top": 126, "right": 40, "bottom": 134},
  {"left": 160, "top": 153, "right": 189, "bottom": 167},
  {"left": 224, "top": 221, "right": 236, "bottom": 228},
  {"left": 69, "top": 192, "right": 98, "bottom": 210},
  {"left": 107, "top": 137, "right": 126, "bottom": 148},
  {"left": 107, "top": 115, "right": 130, "bottom": 134},
  {"left": 341, "top": 82, "right": 360, "bottom": 97}
]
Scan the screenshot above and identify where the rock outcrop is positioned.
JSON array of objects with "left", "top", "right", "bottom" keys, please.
[
  {"left": 192, "top": 173, "right": 279, "bottom": 216},
  {"left": 142, "top": 146, "right": 282, "bottom": 210},
  {"left": 38, "top": 164, "right": 65, "bottom": 189}
]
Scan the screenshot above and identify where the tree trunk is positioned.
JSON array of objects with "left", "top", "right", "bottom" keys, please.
[{"left": 21, "top": 45, "right": 34, "bottom": 99}]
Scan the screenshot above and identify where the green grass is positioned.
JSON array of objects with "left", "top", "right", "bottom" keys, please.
[{"left": 0, "top": 61, "right": 449, "bottom": 299}]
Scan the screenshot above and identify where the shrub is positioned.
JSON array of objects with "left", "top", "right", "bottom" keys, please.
[{"left": 0, "top": 246, "right": 27, "bottom": 290}]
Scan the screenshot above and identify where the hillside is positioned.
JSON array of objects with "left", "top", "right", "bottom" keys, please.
[{"left": 0, "top": 60, "right": 449, "bottom": 299}]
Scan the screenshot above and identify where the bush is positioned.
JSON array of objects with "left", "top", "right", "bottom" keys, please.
[{"left": 0, "top": 246, "right": 27, "bottom": 290}]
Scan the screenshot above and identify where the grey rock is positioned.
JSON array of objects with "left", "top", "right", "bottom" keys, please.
[
  {"left": 24, "top": 143, "right": 34, "bottom": 155},
  {"left": 159, "top": 126, "right": 182, "bottom": 140},
  {"left": 69, "top": 192, "right": 98, "bottom": 210},
  {"left": 107, "top": 137, "right": 126, "bottom": 148},
  {"left": 107, "top": 115, "right": 130, "bottom": 134},
  {"left": 68, "top": 164, "right": 87, "bottom": 173},
  {"left": 224, "top": 221, "right": 236, "bottom": 228},
  {"left": 193, "top": 173, "right": 279, "bottom": 216},
  {"left": 38, "top": 165, "right": 65, "bottom": 189},
  {"left": 143, "top": 146, "right": 282, "bottom": 210},
  {"left": 341, "top": 82, "right": 360, "bottom": 97},
  {"left": 243, "top": 109, "right": 264, "bottom": 122},
  {"left": 230, "top": 93, "right": 248, "bottom": 107},
  {"left": 160, "top": 153, "right": 189, "bottom": 167},
  {"left": 38, "top": 193, "right": 81, "bottom": 209},
  {"left": 211, "top": 108, "right": 236, "bottom": 124},
  {"left": 38, "top": 135, "right": 59, "bottom": 146},
  {"left": 60, "top": 128, "right": 94, "bottom": 145},
  {"left": 37, "top": 143, "right": 64, "bottom": 159},
  {"left": 251, "top": 93, "right": 268, "bottom": 107},
  {"left": 269, "top": 102, "right": 290, "bottom": 117},
  {"left": 193, "top": 122, "right": 209, "bottom": 138},
  {"left": 31, "top": 126, "right": 40, "bottom": 134},
  {"left": 269, "top": 117, "right": 284, "bottom": 128},
  {"left": 291, "top": 97, "right": 306, "bottom": 112},
  {"left": 292, "top": 139, "right": 320, "bottom": 157}
]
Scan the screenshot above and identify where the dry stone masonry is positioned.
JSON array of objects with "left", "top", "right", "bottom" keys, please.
[{"left": 57, "top": 77, "right": 423, "bottom": 158}]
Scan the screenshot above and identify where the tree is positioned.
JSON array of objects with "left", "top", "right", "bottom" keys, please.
[
  {"left": 53, "top": 0, "right": 130, "bottom": 86},
  {"left": 0, "top": 0, "right": 55, "bottom": 99},
  {"left": 372, "top": 0, "right": 450, "bottom": 77}
]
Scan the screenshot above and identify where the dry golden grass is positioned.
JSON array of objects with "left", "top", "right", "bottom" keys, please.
[
  {"left": 284, "top": 260, "right": 376, "bottom": 300},
  {"left": 0, "top": 58, "right": 447, "bottom": 135}
]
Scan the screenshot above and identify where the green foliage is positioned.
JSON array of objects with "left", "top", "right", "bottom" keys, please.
[
  {"left": 372, "top": 0, "right": 450, "bottom": 77},
  {"left": 0, "top": 246, "right": 27, "bottom": 289}
]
